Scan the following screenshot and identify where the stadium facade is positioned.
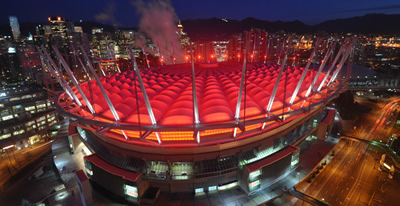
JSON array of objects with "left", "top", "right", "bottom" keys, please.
[{"left": 42, "top": 38, "right": 355, "bottom": 203}]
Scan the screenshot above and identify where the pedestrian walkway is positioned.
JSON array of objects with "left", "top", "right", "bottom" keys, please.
[{"left": 49, "top": 119, "right": 85, "bottom": 205}]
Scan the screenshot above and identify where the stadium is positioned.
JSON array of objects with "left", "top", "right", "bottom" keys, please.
[{"left": 50, "top": 39, "right": 354, "bottom": 203}]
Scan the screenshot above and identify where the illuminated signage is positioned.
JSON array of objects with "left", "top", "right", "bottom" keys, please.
[{"left": 124, "top": 184, "right": 138, "bottom": 198}]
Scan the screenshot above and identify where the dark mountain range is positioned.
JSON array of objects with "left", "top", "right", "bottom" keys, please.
[
  {"left": 181, "top": 17, "right": 312, "bottom": 41},
  {"left": 315, "top": 13, "right": 400, "bottom": 33},
  {"left": 1, "top": 13, "right": 400, "bottom": 41}
]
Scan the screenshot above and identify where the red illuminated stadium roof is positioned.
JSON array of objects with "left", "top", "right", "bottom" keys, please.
[{"left": 69, "top": 63, "right": 330, "bottom": 126}]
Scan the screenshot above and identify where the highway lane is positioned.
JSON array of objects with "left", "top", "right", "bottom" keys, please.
[{"left": 296, "top": 97, "right": 400, "bottom": 206}]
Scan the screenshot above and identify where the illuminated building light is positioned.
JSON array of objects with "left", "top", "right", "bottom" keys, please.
[
  {"left": 195, "top": 188, "right": 204, "bottom": 193},
  {"left": 291, "top": 159, "right": 299, "bottom": 166},
  {"left": 197, "top": 55, "right": 201, "bottom": 59},
  {"left": 196, "top": 131, "right": 200, "bottom": 143},
  {"left": 249, "top": 179, "right": 260, "bottom": 191},
  {"left": 2, "top": 145, "right": 14, "bottom": 150},
  {"left": 239, "top": 144, "right": 285, "bottom": 166},
  {"left": 155, "top": 132, "right": 161, "bottom": 144},
  {"left": 218, "top": 181, "right": 237, "bottom": 190},
  {"left": 249, "top": 169, "right": 261, "bottom": 181},
  {"left": 261, "top": 122, "right": 266, "bottom": 130},
  {"left": 208, "top": 186, "right": 217, "bottom": 191},
  {"left": 383, "top": 162, "right": 391, "bottom": 170},
  {"left": 124, "top": 184, "right": 138, "bottom": 198},
  {"left": 159, "top": 131, "right": 194, "bottom": 141},
  {"left": 245, "top": 124, "right": 261, "bottom": 131},
  {"left": 121, "top": 130, "right": 128, "bottom": 140},
  {"left": 82, "top": 146, "right": 92, "bottom": 156},
  {"left": 233, "top": 127, "right": 238, "bottom": 138},
  {"left": 211, "top": 54, "right": 214, "bottom": 58},
  {"left": 111, "top": 129, "right": 141, "bottom": 138},
  {"left": 86, "top": 168, "right": 93, "bottom": 176},
  {"left": 200, "top": 128, "right": 233, "bottom": 136}
]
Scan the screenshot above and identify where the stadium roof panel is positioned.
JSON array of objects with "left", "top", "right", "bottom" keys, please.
[{"left": 71, "top": 63, "right": 329, "bottom": 126}]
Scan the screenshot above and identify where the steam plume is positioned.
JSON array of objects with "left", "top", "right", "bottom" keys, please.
[{"left": 133, "top": 0, "right": 184, "bottom": 64}]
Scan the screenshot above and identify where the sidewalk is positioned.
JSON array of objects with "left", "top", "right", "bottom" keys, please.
[{"left": 49, "top": 119, "right": 85, "bottom": 205}]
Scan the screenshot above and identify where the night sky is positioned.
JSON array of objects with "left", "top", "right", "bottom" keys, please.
[{"left": 2, "top": 0, "right": 400, "bottom": 26}]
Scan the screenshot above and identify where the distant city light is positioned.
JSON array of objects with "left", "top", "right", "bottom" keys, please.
[{"left": 8, "top": 47, "right": 16, "bottom": 53}]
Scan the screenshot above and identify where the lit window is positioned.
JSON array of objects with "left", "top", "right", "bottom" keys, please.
[
  {"left": 249, "top": 180, "right": 260, "bottom": 191},
  {"left": 249, "top": 169, "right": 262, "bottom": 181},
  {"left": 208, "top": 186, "right": 217, "bottom": 191},
  {"left": 194, "top": 188, "right": 204, "bottom": 193}
]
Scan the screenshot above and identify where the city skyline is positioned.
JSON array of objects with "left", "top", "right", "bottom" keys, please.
[
  {"left": 1, "top": 1, "right": 400, "bottom": 205},
  {"left": 2, "top": 0, "right": 400, "bottom": 26}
]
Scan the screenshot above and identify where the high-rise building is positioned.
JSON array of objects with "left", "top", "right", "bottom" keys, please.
[
  {"left": 177, "top": 20, "right": 190, "bottom": 51},
  {"left": 9, "top": 16, "right": 21, "bottom": 41},
  {"left": 48, "top": 16, "right": 69, "bottom": 47}
]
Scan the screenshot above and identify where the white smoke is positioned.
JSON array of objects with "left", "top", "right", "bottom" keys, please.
[
  {"left": 133, "top": 0, "right": 184, "bottom": 64},
  {"left": 95, "top": 2, "right": 120, "bottom": 26}
]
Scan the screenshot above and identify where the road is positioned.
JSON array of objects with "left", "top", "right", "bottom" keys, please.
[
  {"left": 0, "top": 140, "right": 53, "bottom": 191},
  {"left": 295, "top": 97, "right": 400, "bottom": 206}
]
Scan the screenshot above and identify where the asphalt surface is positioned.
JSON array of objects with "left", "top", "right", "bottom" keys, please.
[{"left": 293, "top": 96, "right": 400, "bottom": 206}]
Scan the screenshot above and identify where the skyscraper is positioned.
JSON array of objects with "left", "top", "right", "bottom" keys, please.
[{"left": 9, "top": 16, "right": 21, "bottom": 41}]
